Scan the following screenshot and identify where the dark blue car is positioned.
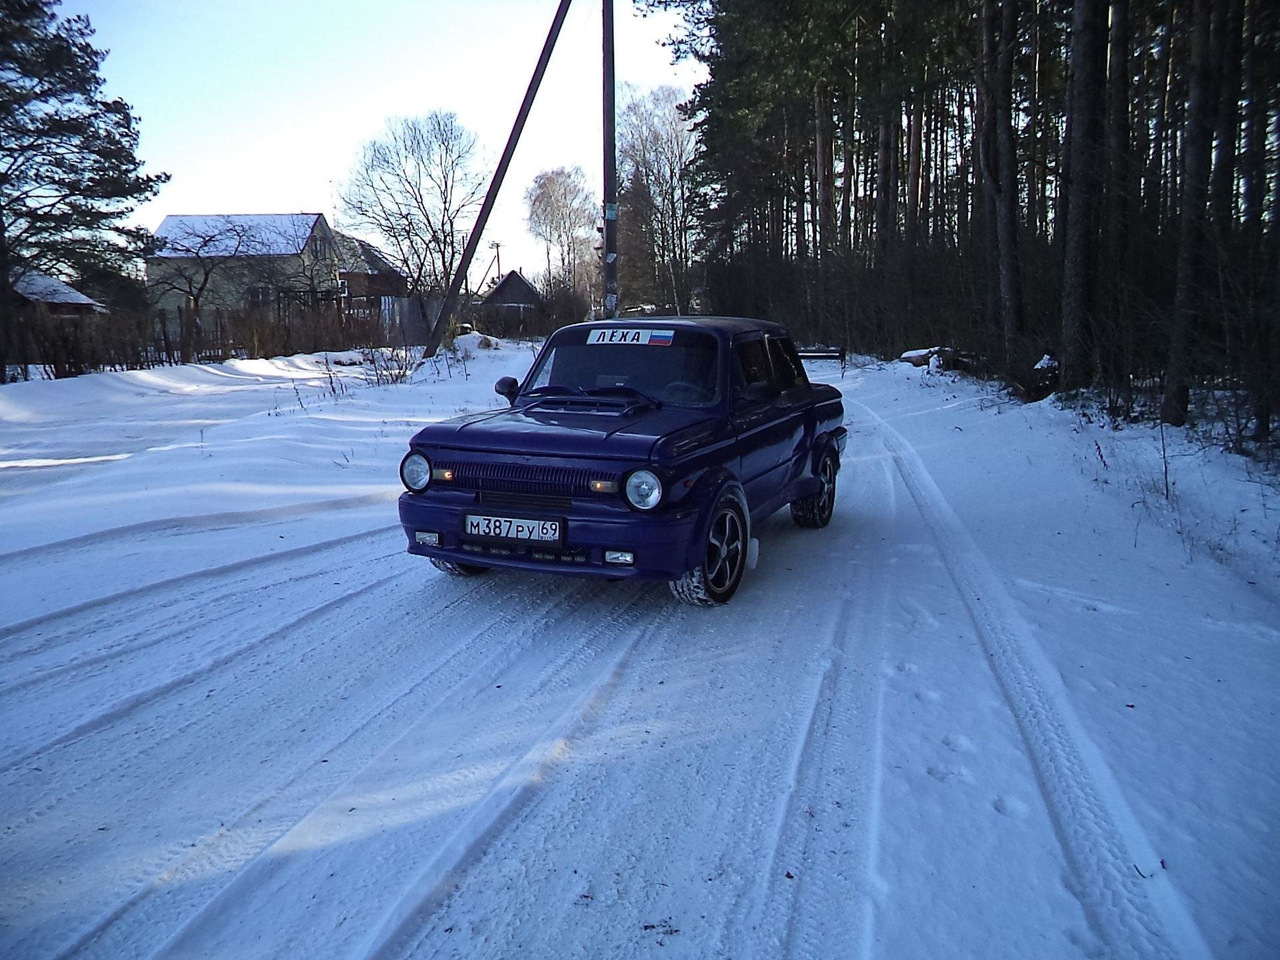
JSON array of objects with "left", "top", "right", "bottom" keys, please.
[{"left": 397, "top": 317, "right": 846, "bottom": 604}]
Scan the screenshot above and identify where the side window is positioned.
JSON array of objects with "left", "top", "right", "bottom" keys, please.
[
  {"left": 767, "top": 337, "right": 809, "bottom": 390},
  {"left": 732, "top": 339, "right": 772, "bottom": 402}
]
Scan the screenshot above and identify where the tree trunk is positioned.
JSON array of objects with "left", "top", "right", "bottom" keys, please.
[
  {"left": 1060, "top": 0, "right": 1107, "bottom": 389},
  {"left": 1160, "top": 0, "right": 1213, "bottom": 426},
  {"left": 814, "top": 82, "right": 836, "bottom": 255},
  {"left": 795, "top": 151, "right": 808, "bottom": 260},
  {"left": 1240, "top": 0, "right": 1269, "bottom": 235},
  {"left": 0, "top": 242, "right": 11, "bottom": 385},
  {"left": 840, "top": 86, "right": 854, "bottom": 251},
  {"left": 874, "top": 16, "right": 896, "bottom": 263},
  {"left": 1209, "top": 0, "right": 1244, "bottom": 231},
  {"left": 993, "top": 0, "right": 1025, "bottom": 369},
  {"left": 922, "top": 85, "right": 934, "bottom": 241},
  {"left": 875, "top": 115, "right": 894, "bottom": 261},
  {"left": 1102, "top": 0, "right": 1131, "bottom": 387},
  {"left": 905, "top": 85, "right": 924, "bottom": 247},
  {"left": 1146, "top": 4, "right": 1174, "bottom": 223}
]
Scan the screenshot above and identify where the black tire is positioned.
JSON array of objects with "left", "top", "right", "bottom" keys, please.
[
  {"left": 669, "top": 496, "right": 748, "bottom": 606},
  {"left": 791, "top": 451, "right": 836, "bottom": 528},
  {"left": 430, "top": 557, "right": 490, "bottom": 577}
]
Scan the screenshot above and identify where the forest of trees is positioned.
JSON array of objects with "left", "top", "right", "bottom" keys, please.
[{"left": 644, "top": 0, "right": 1278, "bottom": 437}]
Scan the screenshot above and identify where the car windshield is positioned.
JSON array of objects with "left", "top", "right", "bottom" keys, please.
[{"left": 524, "top": 327, "right": 721, "bottom": 407}]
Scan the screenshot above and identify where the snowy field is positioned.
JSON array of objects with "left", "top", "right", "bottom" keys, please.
[{"left": 1, "top": 339, "right": 1276, "bottom": 959}]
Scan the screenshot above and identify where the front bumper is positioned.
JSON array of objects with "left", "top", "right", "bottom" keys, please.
[{"left": 398, "top": 491, "right": 700, "bottom": 580}]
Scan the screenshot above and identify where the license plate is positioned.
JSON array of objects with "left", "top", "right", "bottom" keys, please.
[{"left": 463, "top": 514, "right": 561, "bottom": 542}]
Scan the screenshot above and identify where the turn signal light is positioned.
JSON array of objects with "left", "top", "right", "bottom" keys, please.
[
  {"left": 590, "top": 479, "right": 618, "bottom": 493},
  {"left": 432, "top": 467, "right": 455, "bottom": 481}
]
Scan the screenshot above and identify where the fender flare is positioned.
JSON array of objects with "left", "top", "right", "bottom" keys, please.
[
  {"left": 809, "top": 426, "right": 847, "bottom": 475},
  {"left": 682, "top": 469, "right": 750, "bottom": 574}
]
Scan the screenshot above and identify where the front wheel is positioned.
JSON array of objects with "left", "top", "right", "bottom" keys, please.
[
  {"left": 430, "top": 557, "right": 490, "bottom": 577},
  {"left": 669, "top": 496, "right": 748, "bottom": 606},
  {"left": 791, "top": 451, "right": 836, "bottom": 528}
]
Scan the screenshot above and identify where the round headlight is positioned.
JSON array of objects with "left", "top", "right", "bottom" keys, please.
[
  {"left": 400, "top": 452, "right": 431, "bottom": 492},
  {"left": 625, "top": 469, "right": 663, "bottom": 510}
]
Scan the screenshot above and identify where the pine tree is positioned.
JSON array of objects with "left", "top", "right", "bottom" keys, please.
[{"left": 0, "top": 0, "right": 166, "bottom": 381}]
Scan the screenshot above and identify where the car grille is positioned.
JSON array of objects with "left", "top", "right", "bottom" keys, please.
[
  {"left": 436, "top": 461, "right": 607, "bottom": 499},
  {"left": 478, "top": 490, "right": 572, "bottom": 512}
]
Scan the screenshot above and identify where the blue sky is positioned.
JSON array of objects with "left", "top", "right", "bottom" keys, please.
[{"left": 73, "top": 0, "right": 704, "bottom": 283}]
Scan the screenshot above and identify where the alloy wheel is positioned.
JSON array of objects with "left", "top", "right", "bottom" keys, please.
[{"left": 705, "top": 506, "right": 745, "bottom": 593}]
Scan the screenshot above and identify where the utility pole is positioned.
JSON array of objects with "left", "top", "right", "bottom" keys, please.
[
  {"left": 489, "top": 240, "right": 502, "bottom": 279},
  {"left": 602, "top": 0, "right": 619, "bottom": 318},
  {"left": 424, "top": 0, "right": 574, "bottom": 356}
]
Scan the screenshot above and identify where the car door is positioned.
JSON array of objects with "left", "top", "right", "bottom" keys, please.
[
  {"left": 765, "top": 335, "right": 815, "bottom": 498},
  {"left": 730, "top": 335, "right": 792, "bottom": 517}
]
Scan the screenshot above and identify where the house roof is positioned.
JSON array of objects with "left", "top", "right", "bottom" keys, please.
[
  {"left": 11, "top": 269, "right": 106, "bottom": 311},
  {"left": 483, "top": 271, "right": 545, "bottom": 308},
  {"left": 152, "top": 214, "right": 323, "bottom": 258},
  {"left": 333, "top": 231, "right": 404, "bottom": 277}
]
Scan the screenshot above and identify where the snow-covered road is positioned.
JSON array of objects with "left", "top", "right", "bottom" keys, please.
[{"left": 1, "top": 345, "right": 1276, "bottom": 959}]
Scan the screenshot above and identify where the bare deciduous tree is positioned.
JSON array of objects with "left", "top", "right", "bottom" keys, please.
[
  {"left": 524, "top": 166, "right": 598, "bottom": 297},
  {"left": 618, "top": 86, "right": 697, "bottom": 314},
  {"left": 147, "top": 217, "right": 264, "bottom": 362},
  {"left": 340, "top": 112, "right": 486, "bottom": 294}
]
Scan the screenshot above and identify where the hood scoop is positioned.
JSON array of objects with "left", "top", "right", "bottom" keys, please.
[{"left": 524, "top": 395, "right": 646, "bottom": 416}]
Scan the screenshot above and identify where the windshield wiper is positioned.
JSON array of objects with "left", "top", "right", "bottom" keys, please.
[{"left": 583, "top": 385, "right": 664, "bottom": 408}]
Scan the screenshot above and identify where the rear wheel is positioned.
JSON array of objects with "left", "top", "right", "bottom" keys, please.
[
  {"left": 791, "top": 451, "right": 836, "bottom": 528},
  {"left": 669, "top": 497, "right": 747, "bottom": 606},
  {"left": 430, "top": 558, "right": 490, "bottom": 577}
]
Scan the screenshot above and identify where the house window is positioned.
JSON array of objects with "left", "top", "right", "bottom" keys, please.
[
  {"left": 247, "top": 285, "right": 274, "bottom": 309},
  {"left": 311, "top": 237, "right": 329, "bottom": 261}
]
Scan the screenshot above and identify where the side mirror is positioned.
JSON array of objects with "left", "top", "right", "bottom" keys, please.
[
  {"left": 742, "top": 380, "right": 781, "bottom": 404},
  {"left": 495, "top": 376, "right": 519, "bottom": 404}
]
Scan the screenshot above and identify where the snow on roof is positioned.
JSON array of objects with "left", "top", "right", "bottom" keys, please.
[
  {"left": 152, "top": 214, "right": 322, "bottom": 258},
  {"left": 483, "top": 271, "right": 545, "bottom": 308},
  {"left": 11, "top": 270, "right": 105, "bottom": 310},
  {"left": 333, "top": 231, "right": 402, "bottom": 276}
]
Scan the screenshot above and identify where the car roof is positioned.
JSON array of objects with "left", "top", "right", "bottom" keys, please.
[{"left": 570, "top": 316, "right": 788, "bottom": 338}]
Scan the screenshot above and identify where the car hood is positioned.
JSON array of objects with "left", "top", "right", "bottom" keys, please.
[{"left": 412, "top": 402, "right": 719, "bottom": 461}]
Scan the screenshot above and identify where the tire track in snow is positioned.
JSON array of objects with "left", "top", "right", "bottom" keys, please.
[
  {"left": 0, "top": 548, "right": 404, "bottom": 697},
  {"left": 0, "top": 569, "right": 411, "bottom": 773},
  {"left": 0, "top": 523, "right": 400, "bottom": 645},
  {"left": 360, "top": 599, "right": 661, "bottom": 960},
  {"left": 730, "top": 434, "right": 894, "bottom": 960},
  {"left": 392, "top": 591, "right": 755, "bottom": 960},
  {"left": 0, "top": 492, "right": 397, "bottom": 565},
  {"left": 149, "top": 585, "right": 668, "bottom": 960},
  {"left": 47, "top": 578, "right": 605, "bottom": 960},
  {"left": 0, "top": 570, "right": 511, "bottom": 843},
  {"left": 850, "top": 398, "right": 1213, "bottom": 960}
]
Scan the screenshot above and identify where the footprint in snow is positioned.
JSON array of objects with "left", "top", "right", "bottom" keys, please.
[
  {"left": 926, "top": 764, "right": 972, "bottom": 784},
  {"left": 941, "top": 734, "right": 976, "bottom": 754},
  {"left": 993, "top": 796, "right": 1030, "bottom": 819}
]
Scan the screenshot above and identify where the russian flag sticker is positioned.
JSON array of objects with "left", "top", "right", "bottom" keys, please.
[{"left": 648, "top": 329, "right": 674, "bottom": 346}]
